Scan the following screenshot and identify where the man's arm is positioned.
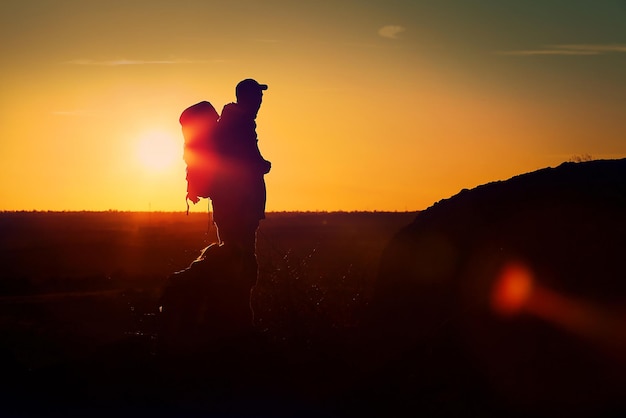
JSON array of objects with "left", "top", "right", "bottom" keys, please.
[{"left": 253, "top": 140, "right": 271, "bottom": 174}]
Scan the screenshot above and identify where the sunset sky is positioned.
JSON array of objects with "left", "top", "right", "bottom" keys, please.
[{"left": 1, "top": 0, "right": 625, "bottom": 212}]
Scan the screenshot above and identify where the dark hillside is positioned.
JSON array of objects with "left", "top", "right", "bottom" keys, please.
[{"left": 370, "top": 158, "right": 626, "bottom": 417}]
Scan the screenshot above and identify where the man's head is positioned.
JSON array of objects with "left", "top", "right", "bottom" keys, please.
[{"left": 235, "top": 79, "right": 268, "bottom": 115}]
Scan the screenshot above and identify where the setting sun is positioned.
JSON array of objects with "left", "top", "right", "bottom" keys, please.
[{"left": 136, "top": 131, "right": 180, "bottom": 173}]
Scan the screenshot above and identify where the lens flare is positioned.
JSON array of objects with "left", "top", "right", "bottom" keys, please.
[
  {"left": 491, "top": 262, "right": 534, "bottom": 315},
  {"left": 489, "top": 261, "right": 626, "bottom": 359}
]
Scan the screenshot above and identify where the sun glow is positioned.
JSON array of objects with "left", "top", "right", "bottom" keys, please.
[{"left": 136, "top": 131, "right": 180, "bottom": 173}]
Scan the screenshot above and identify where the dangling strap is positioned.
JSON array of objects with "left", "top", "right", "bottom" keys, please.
[{"left": 207, "top": 198, "right": 213, "bottom": 233}]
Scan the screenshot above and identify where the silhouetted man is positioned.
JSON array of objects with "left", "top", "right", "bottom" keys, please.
[{"left": 212, "top": 79, "right": 271, "bottom": 290}]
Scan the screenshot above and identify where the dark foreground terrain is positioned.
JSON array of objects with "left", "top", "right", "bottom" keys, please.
[
  {"left": 2, "top": 158, "right": 626, "bottom": 417},
  {"left": 0, "top": 210, "right": 415, "bottom": 417}
]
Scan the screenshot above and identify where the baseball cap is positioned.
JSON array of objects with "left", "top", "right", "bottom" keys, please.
[{"left": 236, "top": 78, "right": 268, "bottom": 97}]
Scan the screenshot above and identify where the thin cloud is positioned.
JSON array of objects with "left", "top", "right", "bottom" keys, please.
[
  {"left": 498, "top": 49, "right": 600, "bottom": 56},
  {"left": 254, "top": 39, "right": 283, "bottom": 44},
  {"left": 556, "top": 44, "right": 626, "bottom": 53},
  {"left": 65, "top": 58, "right": 207, "bottom": 66},
  {"left": 378, "top": 25, "right": 406, "bottom": 40},
  {"left": 498, "top": 43, "right": 626, "bottom": 56},
  {"left": 52, "top": 110, "right": 89, "bottom": 116}
]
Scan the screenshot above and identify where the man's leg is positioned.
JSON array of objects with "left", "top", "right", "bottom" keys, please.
[
  {"left": 213, "top": 218, "right": 258, "bottom": 331},
  {"left": 224, "top": 219, "right": 259, "bottom": 331}
]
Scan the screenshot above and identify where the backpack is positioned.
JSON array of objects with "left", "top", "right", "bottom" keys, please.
[{"left": 179, "top": 101, "right": 220, "bottom": 211}]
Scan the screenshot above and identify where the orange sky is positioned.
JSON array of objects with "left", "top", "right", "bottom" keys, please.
[{"left": 1, "top": 1, "right": 625, "bottom": 212}]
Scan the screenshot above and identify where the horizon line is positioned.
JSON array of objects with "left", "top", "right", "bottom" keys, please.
[{"left": 0, "top": 209, "right": 421, "bottom": 215}]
